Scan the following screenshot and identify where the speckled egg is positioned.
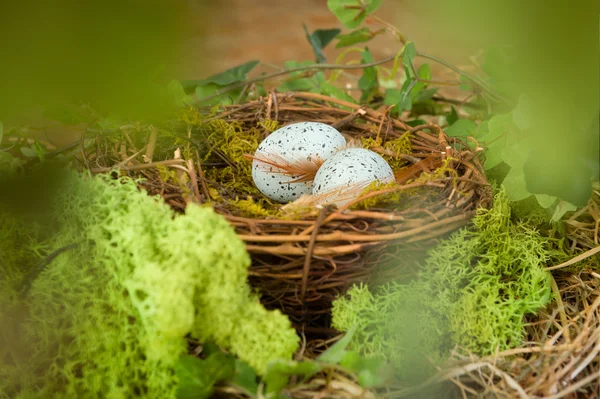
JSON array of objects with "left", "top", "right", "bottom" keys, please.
[
  {"left": 251, "top": 122, "right": 346, "bottom": 203},
  {"left": 312, "top": 148, "right": 394, "bottom": 207}
]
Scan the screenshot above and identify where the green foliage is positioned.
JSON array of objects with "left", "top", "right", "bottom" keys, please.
[
  {"left": 335, "top": 27, "right": 384, "bottom": 48},
  {"left": 358, "top": 48, "right": 379, "bottom": 103},
  {"left": 320, "top": 82, "right": 357, "bottom": 107},
  {"left": 332, "top": 188, "right": 561, "bottom": 378},
  {"left": 175, "top": 353, "right": 235, "bottom": 399},
  {"left": 0, "top": 168, "right": 298, "bottom": 398},
  {"left": 303, "top": 25, "right": 340, "bottom": 63},
  {"left": 327, "top": 0, "right": 383, "bottom": 29},
  {"left": 184, "top": 60, "right": 260, "bottom": 106},
  {"left": 262, "top": 325, "right": 388, "bottom": 398},
  {"left": 444, "top": 118, "right": 477, "bottom": 137}
]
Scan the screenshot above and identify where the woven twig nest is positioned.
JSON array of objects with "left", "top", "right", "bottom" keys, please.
[{"left": 87, "top": 92, "right": 492, "bottom": 334}]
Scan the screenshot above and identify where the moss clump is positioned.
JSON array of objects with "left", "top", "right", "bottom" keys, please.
[
  {"left": 230, "top": 196, "right": 278, "bottom": 218},
  {"left": 361, "top": 134, "right": 412, "bottom": 171},
  {"left": 332, "top": 187, "right": 560, "bottom": 377},
  {"left": 0, "top": 168, "right": 298, "bottom": 398},
  {"left": 350, "top": 181, "right": 403, "bottom": 210}
]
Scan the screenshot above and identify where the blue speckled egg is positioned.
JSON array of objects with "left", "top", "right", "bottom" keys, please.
[
  {"left": 251, "top": 122, "right": 346, "bottom": 203},
  {"left": 312, "top": 148, "right": 394, "bottom": 207}
]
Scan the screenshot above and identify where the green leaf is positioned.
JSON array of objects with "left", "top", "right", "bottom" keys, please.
[
  {"left": 413, "top": 88, "right": 438, "bottom": 103},
  {"left": 446, "top": 107, "right": 459, "bottom": 126},
  {"left": 534, "top": 194, "right": 556, "bottom": 209},
  {"left": 551, "top": 200, "right": 577, "bottom": 222},
  {"left": 0, "top": 121, "right": 3, "bottom": 146},
  {"left": 409, "top": 63, "right": 431, "bottom": 100},
  {"left": 402, "top": 42, "right": 417, "bottom": 79},
  {"left": 284, "top": 60, "right": 315, "bottom": 76},
  {"left": 502, "top": 167, "right": 531, "bottom": 202},
  {"left": 336, "top": 28, "right": 378, "bottom": 48},
  {"left": 202, "top": 60, "right": 260, "bottom": 86},
  {"left": 445, "top": 119, "right": 478, "bottom": 137},
  {"left": 175, "top": 353, "right": 235, "bottom": 399},
  {"left": 327, "top": 0, "right": 384, "bottom": 29},
  {"left": 264, "top": 360, "right": 322, "bottom": 396},
  {"left": 318, "top": 325, "right": 357, "bottom": 364},
  {"left": 20, "top": 146, "right": 37, "bottom": 158},
  {"left": 167, "top": 80, "right": 193, "bottom": 108},
  {"left": 231, "top": 360, "right": 259, "bottom": 396},
  {"left": 304, "top": 25, "right": 340, "bottom": 63},
  {"left": 478, "top": 112, "right": 513, "bottom": 170},
  {"left": 405, "top": 119, "right": 428, "bottom": 127},
  {"left": 321, "top": 82, "right": 356, "bottom": 108},
  {"left": 278, "top": 72, "right": 325, "bottom": 93},
  {"left": 384, "top": 83, "right": 413, "bottom": 114},
  {"left": 358, "top": 48, "right": 379, "bottom": 103},
  {"left": 339, "top": 351, "right": 386, "bottom": 388},
  {"left": 182, "top": 60, "right": 260, "bottom": 90}
]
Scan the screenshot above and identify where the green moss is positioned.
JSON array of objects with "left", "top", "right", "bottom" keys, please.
[
  {"left": 360, "top": 134, "right": 412, "bottom": 172},
  {"left": 0, "top": 168, "right": 298, "bottom": 398},
  {"left": 332, "top": 187, "right": 560, "bottom": 377},
  {"left": 230, "top": 196, "right": 278, "bottom": 218},
  {"left": 350, "top": 181, "right": 403, "bottom": 210}
]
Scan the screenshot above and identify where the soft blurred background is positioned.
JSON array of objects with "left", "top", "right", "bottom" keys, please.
[{"left": 0, "top": 0, "right": 597, "bottom": 173}]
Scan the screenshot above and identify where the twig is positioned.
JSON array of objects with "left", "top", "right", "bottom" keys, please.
[
  {"left": 301, "top": 206, "right": 329, "bottom": 302},
  {"left": 144, "top": 126, "right": 158, "bottom": 163},
  {"left": 20, "top": 243, "right": 80, "bottom": 296},
  {"left": 90, "top": 159, "right": 185, "bottom": 173},
  {"left": 546, "top": 246, "right": 600, "bottom": 271}
]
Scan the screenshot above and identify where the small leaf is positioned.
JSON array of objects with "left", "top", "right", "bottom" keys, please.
[
  {"left": 278, "top": 72, "right": 325, "bottom": 93},
  {"left": 264, "top": 360, "right": 322, "bottom": 396},
  {"left": 304, "top": 25, "right": 340, "bottom": 63},
  {"left": 446, "top": 107, "right": 459, "bottom": 126},
  {"left": 175, "top": 353, "right": 235, "bottom": 399},
  {"left": 409, "top": 63, "right": 432, "bottom": 101},
  {"left": 358, "top": 48, "right": 379, "bottom": 103},
  {"left": 551, "top": 200, "right": 577, "bottom": 222},
  {"left": 336, "top": 28, "right": 378, "bottom": 48},
  {"left": 167, "top": 80, "right": 192, "bottom": 108},
  {"left": 203, "top": 60, "right": 260, "bottom": 86},
  {"left": 20, "top": 146, "right": 37, "bottom": 158},
  {"left": 405, "top": 119, "right": 428, "bottom": 127},
  {"left": 444, "top": 119, "right": 478, "bottom": 137},
  {"left": 413, "top": 88, "right": 438, "bottom": 103},
  {"left": 320, "top": 82, "right": 356, "bottom": 108},
  {"left": 502, "top": 167, "right": 531, "bottom": 202},
  {"left": 339, "top": 351, "right": 386, "bottom": 388},
  {"left": 284, "top": 60, "right": 315, "bottom": 76},
  {"left": 327, "top": 0, "right": 384, "bottom": 29},
  {"left": 182, "top": 60, "right": 260, "bottom": 90},
  {"left": 318, "top": 325, "right": 357, "bottom": 364},
  {"left": 534, "top": 194, "right": 557, "bottom": 209},
  {"left": 231, "top": 360, "right": 259, "bottom": 396},
  {"left": 402, "top": 42, "right": 417, "bottom": 79}
]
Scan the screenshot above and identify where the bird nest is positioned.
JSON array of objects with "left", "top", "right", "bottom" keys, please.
[{"left": 85, "top": 92, "right": 492, "bottom": 334}]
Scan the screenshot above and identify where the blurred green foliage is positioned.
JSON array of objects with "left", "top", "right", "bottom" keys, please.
[{"left": 0, "top": 0, "right": 194, "bottom": 122}]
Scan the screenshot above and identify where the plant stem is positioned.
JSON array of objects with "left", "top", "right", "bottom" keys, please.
[
  {"left": 194, "top": 55, "right": 397, "bottom": 104},
  {"left": 416, "top": 52, "right": 507, "bottom": 103}
]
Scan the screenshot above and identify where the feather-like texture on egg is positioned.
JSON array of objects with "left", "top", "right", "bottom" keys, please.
[
  {"left": 251, "top": 122, "right": 346, "bottom": 203},
  {"left": 312, "top": 148, "right": 394, "bottom": 207}
]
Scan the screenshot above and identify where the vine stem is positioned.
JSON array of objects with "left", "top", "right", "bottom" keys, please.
[
  {"left": 193, "top": 55, "right": 396, "bottom": 105},
  {"left": 194, "top": 21, "right": 506, "bottom": 105}
]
